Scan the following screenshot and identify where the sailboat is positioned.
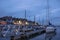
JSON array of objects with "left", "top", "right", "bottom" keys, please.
[
  {"left": 46, "top": 0, "right": 56, "bottom": 33},
  {"left": 46, "top": 21, "right": 56, "bottom": 33}
]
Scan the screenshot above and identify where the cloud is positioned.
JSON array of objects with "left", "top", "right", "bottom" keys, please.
[
  {"left": 51, "top": 8, "right": 60, "bottom": 13},
  {"left": 50, "top": 8, "right": 60, "bottom": 18}
]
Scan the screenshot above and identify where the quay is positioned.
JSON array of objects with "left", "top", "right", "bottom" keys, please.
[{"left": 15, "top": 29, "right": 45, "bottom": 40}]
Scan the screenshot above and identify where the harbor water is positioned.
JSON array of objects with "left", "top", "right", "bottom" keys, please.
[{"left": 30, "top": 27, "right": 60, "bottom": 40}]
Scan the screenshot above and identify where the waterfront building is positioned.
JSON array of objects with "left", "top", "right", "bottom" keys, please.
[{"left": 0, "top": 16, "right": 40, "bottom": 26}]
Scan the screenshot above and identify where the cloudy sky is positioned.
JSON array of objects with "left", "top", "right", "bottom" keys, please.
[{"left": 0, "top": 0, "right": 60, "bottom": 25}]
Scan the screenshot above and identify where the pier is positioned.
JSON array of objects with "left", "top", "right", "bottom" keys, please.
[{"left": 15, "top": 29, "right": 45, "bottom": 40}]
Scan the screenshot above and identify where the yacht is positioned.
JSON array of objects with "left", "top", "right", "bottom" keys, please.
[{"left": 46, "top": 24, "right": 56, "bottom": 33}]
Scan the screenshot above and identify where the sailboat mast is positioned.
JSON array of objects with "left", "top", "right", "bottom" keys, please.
[
  {"left": 47, "top": 0, "right": 50, "bottom": 25},
  {"left": 25, "top": 10, "right": 26, "bottom": 19}
]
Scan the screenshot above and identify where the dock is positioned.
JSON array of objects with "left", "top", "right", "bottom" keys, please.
[{"left": 14, "top": 29, "right": 45, "bottom": 40}]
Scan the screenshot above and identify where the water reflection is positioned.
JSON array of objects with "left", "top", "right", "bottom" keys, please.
[{"left": 45, "top": 32, "right": 56, "bottom": 40}]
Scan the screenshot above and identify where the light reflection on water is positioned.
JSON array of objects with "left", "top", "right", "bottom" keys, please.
[
  {"left": 45, "top": 27, "right": 60, "bottom": 40},
  {"left": 45, "top": 32, "right": 56, "bottom": 40}
]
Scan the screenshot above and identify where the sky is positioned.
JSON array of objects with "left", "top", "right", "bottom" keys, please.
[{"left": 0, "top": 0, "right": 60, "bottom": 25}]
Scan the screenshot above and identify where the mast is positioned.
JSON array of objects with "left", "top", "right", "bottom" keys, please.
[
  {"left": 34, "top": 16, "right": 36, "bottom": 25},
  {"left": 25, "top": 10, "right": 26, "bottom": 19},
  {"left": 34, "top": 16, "right": 35, "bottom": 22},
  {"left": 47, "top": 0, "right": 50, "bottom": 25},
  {"left": 47, "top": 0, "right": 52, "bottom": 25},
  {"left": 47, "top": 0, "right": 49, "bottom": 21}
]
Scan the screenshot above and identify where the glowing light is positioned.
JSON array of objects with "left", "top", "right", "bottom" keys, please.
[
  {"left": 19, "top": 21, "right": 22, "bottom": 24},
  {"left": 25, "top": 22, "right": 29, "bottom": 25}
]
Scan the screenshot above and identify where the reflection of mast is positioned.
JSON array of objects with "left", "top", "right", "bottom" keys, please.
[{"left": 45, "top": 32, "right": 56, "bottom": 40}]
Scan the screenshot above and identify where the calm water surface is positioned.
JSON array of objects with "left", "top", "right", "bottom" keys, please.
[{"left": 30, "top": 27, "right": 60, "bottom": 40}]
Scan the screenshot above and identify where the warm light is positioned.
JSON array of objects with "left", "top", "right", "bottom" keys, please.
[
  {"left": 0, "top": 21, "right": 7, "bottom": 25},
  {"left": 25, "top": 22, "right": 29, "bottom": 25},
  {"left": 19, "top": 21, "right": 22, "bottom": 24}
]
